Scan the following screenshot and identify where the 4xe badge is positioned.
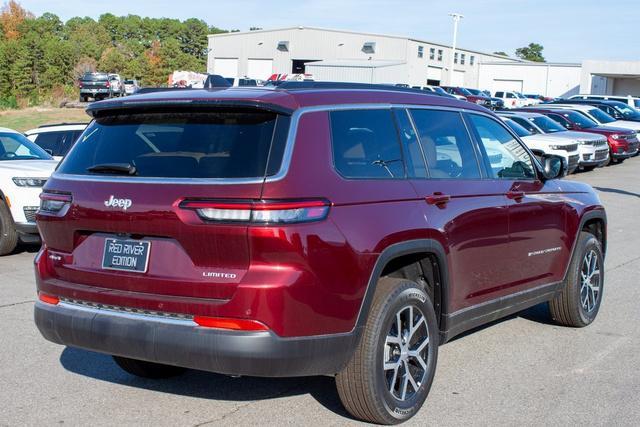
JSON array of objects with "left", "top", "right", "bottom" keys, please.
[{"left": 104, "top": 195, "right": 132, "bottom": 211}]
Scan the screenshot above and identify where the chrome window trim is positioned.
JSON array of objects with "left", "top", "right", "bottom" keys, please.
[{"left": 51, "top": 103, "right": 493, "bottom": 185}]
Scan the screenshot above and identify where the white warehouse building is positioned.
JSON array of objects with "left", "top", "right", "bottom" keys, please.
[
  {"left": 207, "top": 26, "right": 640, "bottom": 98},
  {"left": 207, "top": 26, "right": 523, "bottom": 88}
]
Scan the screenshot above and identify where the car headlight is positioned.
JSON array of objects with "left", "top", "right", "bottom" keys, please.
[
  {"left": 610, "top": 134, "right": 620, "bottom": 140},
  {"left": 549, "top": 145, "right": 563, "bottom": 150},
  {"left": 12, "top": 177, "right": 47, "bottom": 187}
]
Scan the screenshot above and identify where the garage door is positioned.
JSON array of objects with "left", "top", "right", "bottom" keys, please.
[
  {"left": 214, "top": 58, "right": 238, "bottom": 78},
  {"left": 247, "top": 59, "right": 273, "bottom": 80},
  {"left": 427, "top": 66, "right": 442, "bottom": 82},
  {"left": 493, "top": 79, "right": 523, "bottom": 92},
  {"left": 452, "top": 70, "right": 465, "bottom": 86}
]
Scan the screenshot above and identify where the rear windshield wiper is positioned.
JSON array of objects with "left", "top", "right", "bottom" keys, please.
[{"left": 87, "top": 163, "right": 137, "bottom": 175}]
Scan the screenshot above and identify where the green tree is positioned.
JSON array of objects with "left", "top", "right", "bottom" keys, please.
[
  {"left": 515, "top": 43, "right": 545, "bottom": 62},
  {"left": 493, "top": 51, "right": 508, "bottom": 57}
]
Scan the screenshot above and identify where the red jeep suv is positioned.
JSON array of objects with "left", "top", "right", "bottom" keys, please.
[{"left": 34, "top": 83, "right": 607, "bottom": 424}]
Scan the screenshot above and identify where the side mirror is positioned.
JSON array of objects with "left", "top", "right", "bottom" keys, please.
[{"left": 541, "top": 154, "right": 566, "bottom": 180}]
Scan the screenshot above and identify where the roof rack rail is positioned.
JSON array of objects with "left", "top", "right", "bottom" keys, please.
[
  {"left": 275, "top": 81, "right": 442, "bottom": 96},
  {"left": 37, "top": 122, "right": 89, "bottom": 128},
  {"left": 136, "top": 87, "right": 196, "bottom": 94}
]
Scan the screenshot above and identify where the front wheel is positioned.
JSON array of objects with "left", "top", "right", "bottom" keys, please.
[
  {"left": 0, "top": 200, "right": 18, "bottom": 256},
  {"left": 336, "top": 278, "right": 438, "bottom": 424},
  {"left": 549, "top": 231, "right": 604, "bottom": 327}
]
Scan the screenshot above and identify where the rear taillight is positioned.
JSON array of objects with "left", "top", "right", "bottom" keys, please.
[
  {"left": 39, "top": 192, "right": 72, "bottom": 215},
  {"left": 105, "top": 81, "right": 110, "bottom": 88},
  {"left": 180, "top": 199, "right": 331, "bottom": 224},
  {"left": 38, "top": 292, "right": 59, "bottom": 305}
]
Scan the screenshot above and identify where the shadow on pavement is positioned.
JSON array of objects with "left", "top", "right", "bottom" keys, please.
[
  {"left": 11, "top": 242, "right": 41, "bottom": 255},
  {"left": 59, "top": 347, "right": 352, "bottom": 419},
  {"left": 594, "top": 187, "right": 640, "bottom": 198}
]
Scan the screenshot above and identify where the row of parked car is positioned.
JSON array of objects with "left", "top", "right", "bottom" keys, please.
[{"left": 78, "top": 72, "right": 140, "bottom": 102}]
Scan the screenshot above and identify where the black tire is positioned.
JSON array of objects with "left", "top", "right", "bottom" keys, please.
[
  {"left": 336, "top": 278, "right": 439, "bottom": 424},
  {"left": 549, "top": 231, "right": 604, "bottom": 327},
  {"left": 112, "top": 356, "right": 187, "bottom": 379},
  {"left": 0, "top": 200, "right": 18, "bottom": 256}
]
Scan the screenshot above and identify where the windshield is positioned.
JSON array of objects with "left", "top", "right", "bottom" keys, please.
[
  {"left": 515, "top": 92, "right": 527, "bottom": 99},
  {"left": 530, "top": 116, "right": 566, "bottom": 133},
  {"left": 503, "top": 119, "right": 532, "bottom": 137},
  {"left": 0, "top": 132, "right": 52, "bottom": 161},
  {"left": 588, "top": 108, "right": 616, "bottom": 124},
  {"left": 81, "top": 73, "right": 109, "bottom": 81},
  {"left": 433, "top": 87, "right": 447, "bottom": 95},
  {"left": 612, "top": 103, "right": 640, "bottom": 119},
  {"left": 563, "top": 111, "right": 598, "bottom": 129},
  {"left": 467, "top": 88, "right": 481, "bottom": 95},
  {"left": 58, "top": 109, "right": 290, "bottom": 178},
  {"left": 457, "top": 87, "right": 473, "bottom": 96}
]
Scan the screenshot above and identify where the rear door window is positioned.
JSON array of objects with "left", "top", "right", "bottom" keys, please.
[
  {"left": 409, "top": 109, "right": 481, "bottom": 179},
  {"left": 467, "top": 114, "right": 536, "bottom": 180},
  {"left": 58, "top": 109, "right": 289, "bottom": 179},
  {"left": 330, "top": 109, "right": 405, "bottom": 179},
  {"left": 33, "top": 131, "right": 64, "bottom": 155}
]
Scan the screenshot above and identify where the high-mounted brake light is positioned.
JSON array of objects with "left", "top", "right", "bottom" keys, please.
[
  {"left": 39, "top": 192, "right": 72, "bottom": 214},
  {"left": 193, "top": 315, "right": 269, "bottom": 331},
  {"left": 180, "top": 199, "right": 331, "bottom": 224}
]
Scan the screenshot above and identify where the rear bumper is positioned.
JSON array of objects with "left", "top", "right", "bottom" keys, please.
[{"left": 34, "top": 300, "right": 358, "bottom": 377}]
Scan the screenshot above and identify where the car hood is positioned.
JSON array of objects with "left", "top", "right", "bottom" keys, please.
[
  {"left": 521, "top": 134, "right": 576, "bottom": 146},
  {"left": 600, "top": 120, "right": 640, "bottom": 131},
  {"left": 545, "top": 131, "right": 605, "bottom": 142},
  {"left": 0, "top": 160, "right": 58, "bottom": 178}
]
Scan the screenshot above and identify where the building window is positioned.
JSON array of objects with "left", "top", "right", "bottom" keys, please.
[
  {"left": 437, "top": 49, "right": 443, "bottom": 61},
  {"left": 461, "top": 53, "right": 465, "bottom": 65},
  {"left": 418, "top": 46, "right": 424, "bottom": 58},
  {"left": 454, "top": 53, "right": 458, "bottom": 64},
  {"left": 362, "top": 42, "right": 376, "bottom": 54},
  {"left": 429, "top": 48, "right": 435, "bottom": 60},
  {"left": 470, "top": 55, "right": 475, "bottom": 66}
]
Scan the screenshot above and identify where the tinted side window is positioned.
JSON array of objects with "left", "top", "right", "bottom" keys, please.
[
  {"left": 410, "top": 109, "right": 481, "bottom": 179},
  {"left": 510, "top": 116, "right": 539, "bottom": 134},
  {"left": 330, "top": 109, "right": 404, "bottom": 179},
  {"left": 495, "top": 92, "right": 504, "bottom": 97},
  {"left": 393, "top": 109, "right": 427, "bottom": 178},
  {"left": 468, "top": 114, "right": 536, "bottom": 180},
  {"left": 33, "top": 132, "right": 64, "bottom": 155},
  {"left": 547, "top": 113, "right": 572, "bottom": 129}
]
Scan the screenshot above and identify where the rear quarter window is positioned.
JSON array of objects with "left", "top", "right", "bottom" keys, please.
[
  {"left": 330, "top": 109, "right": 405, "bottom": 179},
  {"left": 58, "top": 109, "right": 289, "bottom": 179}
]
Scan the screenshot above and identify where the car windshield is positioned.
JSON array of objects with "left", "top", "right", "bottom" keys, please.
[
  {"left": 82, "top": 73, "right": 108, "bottom": 81},
  {"left": 124, "top": 80, "right": 135, "bottom": 84},
  {"left": 432, "top": 87, "right": 447, "bottom": 95},
  {"left": 515, "top": 92, "right": 527, "bottom": 99},
  {"left": 588, "top": 108, "right": 616, "bottom": 124},
  {"left": 503, "top": 119, "right": 532, "bottom": 137},
  {"left": 612, "top": 103, "right": 640, "bottom": 119},
  {"left": 0, "top": 132, "right": 52, "bottom": 161},
  {"left": 457, "top": 87, "right": 473, "bottom": 96},
  {"left": 562, "top": 111, "right": 598, "bottom": 129},
  {"left": 467, "top": 88, "right": 481, "bottom": 95},
  {"left": 530, "top": 116, "right": 566, "bottom": 133}
]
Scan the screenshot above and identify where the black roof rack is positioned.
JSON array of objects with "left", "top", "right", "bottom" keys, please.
[
  {"left": 275, "top": 81, "right": 445, "bottom": 96},
  {"left": 37, "top": 122, "right": 88, "bottom": 128}
]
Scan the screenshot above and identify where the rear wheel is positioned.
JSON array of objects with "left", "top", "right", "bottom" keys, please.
[
  {"left": 336, "top": 278, "right": 438, "bottom": 424},
  {"left": 549, "top": 232, "right": 604, "bottom": 327},
  {"left": 0, "top": 200, "right": 18, "bottom": 256},
  {"left": 113, "top": 356, "right": 187, "bottom": 379}
]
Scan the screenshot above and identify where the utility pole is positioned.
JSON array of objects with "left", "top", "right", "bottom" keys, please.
[{"left": 448, "top": 13, "right": 464, "bottom": 86}]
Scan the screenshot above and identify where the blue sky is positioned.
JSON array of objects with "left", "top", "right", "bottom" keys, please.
[{"left": 19, "top": 0, "right": 640, "bottom": 63}]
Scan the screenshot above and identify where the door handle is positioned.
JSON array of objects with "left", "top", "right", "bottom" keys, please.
[
  {"left": 426, "top": 193, "right": 451, "bottom": 206},
  {"left": 506, "top": 191, "right": 525, "bottom": 202}
]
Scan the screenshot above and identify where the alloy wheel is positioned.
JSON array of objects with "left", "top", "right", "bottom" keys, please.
[{"left": 580, "top": 249, "right": 601, "bottom": 312}]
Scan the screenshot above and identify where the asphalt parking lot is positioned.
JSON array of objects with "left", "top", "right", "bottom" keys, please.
[{"left": 1, "top": 159, "right": 639, "bottom": 426}]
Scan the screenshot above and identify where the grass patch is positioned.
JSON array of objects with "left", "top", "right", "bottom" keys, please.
[{"left": 0, "top": 107, "right": 90, "bottom": 133}]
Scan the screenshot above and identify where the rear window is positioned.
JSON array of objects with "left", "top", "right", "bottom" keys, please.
[
  {"left": 58, "top": 109, "right": 289, "bottom": 179},
  {"left": 82, "top": 73, "right": 109, "bottom": 81}
]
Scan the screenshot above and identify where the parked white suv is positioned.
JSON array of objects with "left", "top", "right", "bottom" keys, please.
[
  {"left": 500, "top": 111, "right": 609, "bottom": 170},
  {"left": 25, "top": 123, "right": 87, "bottom": 161},
  {"left": 500, "top": 118, "right": 580, "bottom": 173},
  {"left": 494, "top": 91, "right": 529, "bottom": 109},
  {"left": 569, "top": 94, "right": 640, "bottom": 110},
  {"left": 0, "top": 127, "right": 57, "bottom": 255}
]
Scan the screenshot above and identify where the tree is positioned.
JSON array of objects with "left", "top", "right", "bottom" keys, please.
[
  {"left": 515, "top": 43, "right": 545, "bottom": 62},
  {"left": 493, "top": 51, "right": 508, "bottom": 57},
  {"left": 0, "top": 0, "right": 33, "bottom": 40}
]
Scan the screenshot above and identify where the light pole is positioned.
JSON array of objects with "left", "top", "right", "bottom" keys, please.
[{"left": 447, "top": 13, "right": 464, "bottom": 86}]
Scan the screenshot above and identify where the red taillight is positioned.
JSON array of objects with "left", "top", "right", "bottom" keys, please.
[
  {"left": 105, "top": 81, "right": 110, "bottom": 88},
  {"left": 38, "top": 292, "right": 59, "bottom": 305},
  {"left": 193, "top": 316, "right": 269, "bottom": 331},
  {"left": 39, "top": 192, "right": 72, "bottom": 215},
  {"left": 180, "top": 199, "right": 331, "bottom": 224}
]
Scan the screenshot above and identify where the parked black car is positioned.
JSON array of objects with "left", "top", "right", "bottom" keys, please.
[
  {"left": 467, "top": 88, "right": 504, "bottom": 110},
  {"left": 78, "top": 72, "right": 113, "bottom": 102}
]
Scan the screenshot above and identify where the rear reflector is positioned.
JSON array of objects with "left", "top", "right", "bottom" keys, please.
[
  {"left": 38, "top": 292, "right": 59, "bottom": 305},
  {"left": 181, "top": 199, "right": 330, "bottom": 224},
  {"left": 193, "top": 315, "right": 269, "bottom": 331}
]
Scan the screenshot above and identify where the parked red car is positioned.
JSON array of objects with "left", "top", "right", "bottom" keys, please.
[
  {"left": 521, "top": 107, "right": 639, "bottom": 163},
  {"left": 441, "top": 86, "right": 493, "bottom": 108},
  {"left": 35, "top": 82, "right": 607, "bottom": 424}
]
